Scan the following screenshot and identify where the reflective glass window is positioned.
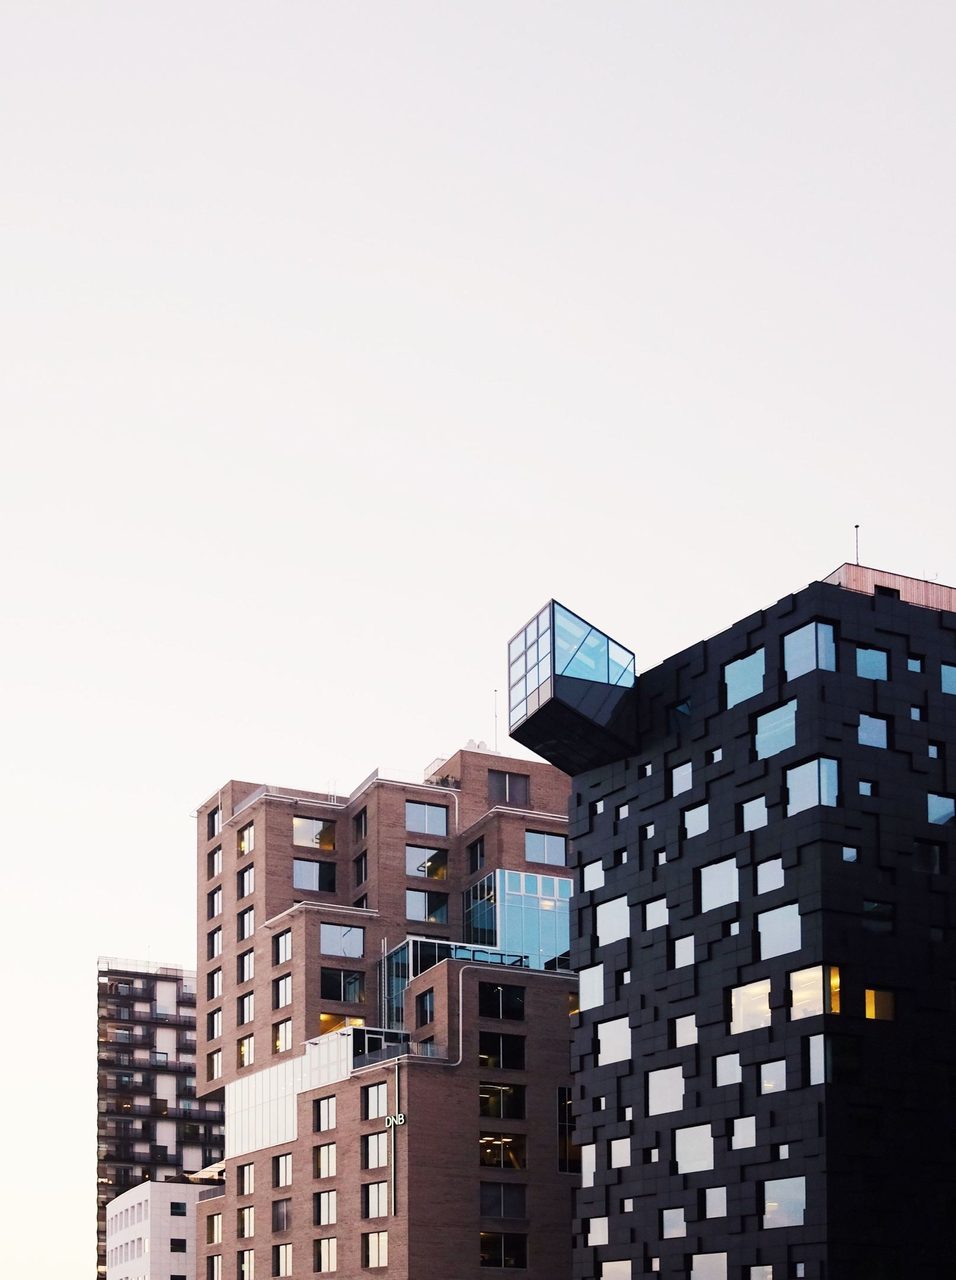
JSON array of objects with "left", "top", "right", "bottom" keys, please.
[
  {"left": 645, "top": 898, "right": 668, "bottom": 929},
  {"left": 705, "top": 1187, "right": 727, "bottom": 1218},
  {"left": 320, "top": 924, "right": 364, "bottom": 958},
  {"left": 731, "top": 1116, "right": 756, "bottom": 1148},
  {"left": 715, "top": 1052, "right": 741, "bottom": 1086},
  {"left": 673, "top": 936, "right": 694, "bottom": 968},
  {"left": 293, "top": 816, "right": 335, "bottom": 850},
  {"left": 405, "top": 846, "right": 448, "bottom": 879},
  {"left": 757, "top": 858, "right": 784, "bottom": 893},
  {"left": 524, "top": 830, "right": 567, "bottom": 866},
  {"left": 647, "top": 1066, "right": 684, "bottom": 1115},
  {"left": 583, "top": 861, "right": 605, "bottom": 891},
  {"left": 673, "top": 1015, "right": 697, "bottom": 1047},
  {"left": 760, "top": 1059, "right": 787, "bottom": 1093},
  {"left": 758, "top": 904, "right": 801, "bottom": 960},
  {"left": 579, "top": 963, "right": 604, "bottom": 1012},
  {"left": 674, "top": 1124, "right": 714, "bottom": 1173},
  {"left": 786, "top": 758, "right": 838, "bottom": 815},
  {"left": 596, "top": 1017, "right": 630, "bottom": 1065},
  {"left": 684, "top": 803, "right": 709, "bottom": 838},
  {"left": 928, "top": 793, "right": 955, "bottom": 825},
  {"left": 730, "top": 979, "right": 772, "bottom": 1035},
  {"left": 741, "top": 796, "right": 767, "bottom": 831},
  {"left": 762, "top": 1176, "right": 806, "bottom": 1229},
  {"left": 784, "top": 621, "right": 836, "bottom": 680},
  {"left": 790, "top": 965, "right": 839, "bottom": 1018},
  {"left": 691, "top": 1254, "right": 727, "bottom": 1280},
  {"left": 293, "top": 859, "right": 336, "bottom": 893},
  {"left": 856, "top": 647, "right": 888, "bottom": 681},
  {"left": 943, "top": 664, "right": 956, "bottom": 694},
  {"left": 596, "top": 896, "right": 630, "bottom": 946},
  {"left": 725, "top": 650, "right": 765, "bottom": 708},
  {"left": 858, "top": 714, "right": 888, "bottom": 748},
  {"left": 661, "top": 1207, "right": 686, "bottom": 1238},
  {"left": 671, "top": 761, "right": 693, "bottom": 796},
  {"left": 700, "top": 858, "right": 738, "bottom": 912},
  {"left": 755, "top": 701, "right": 797, "bottom": 760},
  {"left": 405, "top": 802, "right": 447, "bottom": 835},
  {"left": 406, "top": 890, "right": 448, "bottom": 923}
]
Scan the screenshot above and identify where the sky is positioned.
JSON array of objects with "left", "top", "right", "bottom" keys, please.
[{"left": 2, "top": 2, "right": 955, "bottom": 1272}]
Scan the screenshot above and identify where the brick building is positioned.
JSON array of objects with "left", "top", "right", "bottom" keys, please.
[
  {"left": 96, "top": 959, "right": 224, "bottom": 1278},
  {"left": 510, "top": 568, "right": 956, "bottom": 1280},
  {"left": 195, "top": 745, "right": 579, "bottom": 1279}
]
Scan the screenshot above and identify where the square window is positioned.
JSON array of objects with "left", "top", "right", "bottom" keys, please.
[
  {"left": 786, "top": 757, "right": 839, "bottom": 815},
  {"left": 859, "top": 780, "right": 875, "bottom": 797},
  {"left": 673, "top": 1015, "right": 697, "bottom": 1047},
  {"left": 729, "top": 980, "right": 771, "bottom": 1035},
  {"left": 858, "top": 714, "right": 888, "bottom": 748},
  {"left": 929, "top": 742, "right": 941, "bottom": 759},
  {"left": 784, "top": 621, "right": 836, "bottom": 680},
  {"left": 911, "top": 705, "right": 923, "bottom": 721},
  {"left": 755, "top": 701, "right": 797, "bottom": 760},
  {"left": 644, "top": 897, "right": 668, "bottom": 930},
  {"left": 731, "top": 1115, "right": 756, "bottom": 1148},
  {"left": 683, "top": 803, "right": 709, "bottom": 838},
  {"left": 700, "top": 858, "right": 738, "bottom": 912},
  {"left": 908, "top": 655, "right": 923, "bottom": 672},
  {"left": 741, "top": 796, "right": 768, "bottom": 832},
  {"left": 609, "top": 1137, "right": 630, "bottom": 1167},
  {"left": 704, "top": 1186, "right": 727, "bottom": 1218},
  {"left": 856, "top": 647, "right": 888, "bottom": 680},
  {"left": 583, "top": 861, "right": 605, "bottom": 891},
  {"left": 661, "top": 1206, "right": 686, "bottom": 1238},
  {"left": 760, "top": 1059, "right": 787, "bottom": 1093},
  {"left": 725, "top": 649, "right": 765, "bottom": 708},
  {"left": 647, "top": 1065, "right": 684, "bottom": 1115},
  {"left": 842, "top": 846, "right": 858, "bottom": 863},
  {"left": 865, "top": 988, "right": 895, "bottom": 1020},
  {"left": 762, "top": 1176, "right": 806, "bottom": 1229},
  {"left": 709, "top": 747, "right": 723, "bottom": 764},
  {"left": 928, "top": 793, "right": 955, "bottom": 825},
  {"left": 757, "top": 858, "right": 785, "bottom": 893},
  {"left": 597, "top": 896, "right": 630, "bottom": 946},
  {"left": 524, "top": 830, "right": 567, "bottom": 866},
  {"left": 674, "top": 1124, "right": 714, "bottom": 1174},
  {"left": 758, "top": 904, "right": 801, "bottom": 960}
]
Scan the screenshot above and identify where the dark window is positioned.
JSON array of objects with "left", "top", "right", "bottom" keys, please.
[
  {"left": 207, "top": 806, "right": 221, "bottom": 839},
  {"left": 406, "top": 890, "right": 448, "bottom": 923},
  {"left": 319, "top": 968, "right": 365, "bottom": 1003},
  {"left": 415, "top": 989, "right": 435, "bottom": 1027},
  {"left": 479, "top": 1133, "right": 527, "bottom": 1169},
  {"left": 354, "top": 851, "right": 368, "bottom": 885},
  {"left": 489, "top": 770, "right": 531, "bottom": 807},
  {"left": 273, "top": 932, "right": 292, "bottom": 965},
  {"left": 170, "top": 1202, "right": 187, "bottom": 1217},
  {"left": 557, "top": 1084, "right": 580, "bottom": 1172},
  {"left": 479, "top": 1231, "right": 528, "bottom": 1268},
  {"left": 479, "top": 983, "right": 525, "bottom": 1020},
  {"left": 292, "top": 859, "right": 336, "bottom": 893},
  {"left": 468, "top": 837, "right": 486, "bottom": 874},
  {"left": 272, "top": 1198, "right": 292, "bottom": 1231},
  {"left": 478, "top": 1032, "right": 525, "bottom": 1070},
  {"left": 237, "top": 949, "right": 254, "bottom": 983},
  {"left": 480, "top": 1182, "right": 527, "bottom": 1218},
  {"left": 479, "top": 1083, "right": 525, "bottom": 1119},
  {"left": 170, "top": 1239, "right": 187, "bottom": 1252},
  {"left": 353, "top": 807, "right": 368, "bottom": 839}
]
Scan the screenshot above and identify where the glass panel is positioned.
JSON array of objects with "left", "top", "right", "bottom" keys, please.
[
  {"left": 674, "top": 1124, "right": 714, "bottom": 1173},
  {"left": 700, "top": 859, "right": 738, "bottom": 912},
  {"left": 789, "top": 966, "right": 823, "bottom": 1019},
  {"left": 762, "top": 1176, "right": 806, "bottom": 1229},
  {"left": 684, "top": 803, "right": 709, "bottom": 838},
  {"left": 597, "top": 1017, "right": 630, "bottom": 1065},
  {"left": 757, "top": 858, "right": 784, "bottom": 893},
  {"left": 856, "top": 647, "right": 888, "bottom": 680},
  {"left": 943, "top": 664, "right": 956, "bottom": 694},
  {"left": 647, "top": 1066, "right": 684, "bottom": 1115},
  {"left": 579, "top": 963, "right": 604, "bottom": 1012},
  {"left": 596, "top": 897, "right": 630, "bottom": 946},
  {"left": 673, "top": 1015, "right": 697, "bottom": 1047},
  {"left": 755, "top": 701, "right": 797, "bottom": 760},
  {"left": 742, "top": 796, "right": 767, "bottom": 831},
  {"left": 730, "top": 980, "right": 772, "bottom": 1035},
  {"left": 787, "top": 758, "right": 838, "bottom": 816},
  {"left": 671, "top": 761, "right": 693, "bottom": 796},
  {"left": 760, "top": 1059, "right": 787, "bottom": 1093},
  {"left": 661, "top": 1207, "right": 686, "bottom": 1238},
  {"left": 715, "top": 1053, "right": 741, "bottom": 1086},
  {"left": 705, "top": 1187, "right": 727, "bottom": 1217},
  {"left": 928, "top": 793, "right": 955, "bottom": 825},
  {"left": 583, "top": 861, "right": 605, "bottom": 891},
  {"left": 758, "top": 904, "right": 802, "bottom": 959},
  {"left": 784, "top": 621, "right": 835, "bottom": 679},
  {"left": 731, "top": 1116, "right": 756, "bottom": 1148},
  {"left": 858, "top": 714, "right": 887, "bottom": 748},
  {"left": 645, "top": 898, "right": 668, "bottom": 930},
  {"left": 724, "top": 649, "right": 765, "bottom": 708}
]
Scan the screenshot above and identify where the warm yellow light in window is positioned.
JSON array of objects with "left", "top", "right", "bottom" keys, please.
[
  {"left": 865, "top": 988, "right": 894, "bottom": 1020},
  {"left": 828, "top": 967, "right": 841, "bottom": 1014}
]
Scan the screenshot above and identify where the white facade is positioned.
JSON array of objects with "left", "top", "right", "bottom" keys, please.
[{"left": 105, "top": 1181, "right": 205, "bottom": 1280}]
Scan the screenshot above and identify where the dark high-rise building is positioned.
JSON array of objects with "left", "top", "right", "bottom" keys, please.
[
  {"left": 96, "top": 958, "right": 225, "bottom": 1278},
  {"left": 510, "top": 565, "right": 956, "bottom": 1280},
  {"left": 194, "top": 746, "right": 579, "bottom": 1280}
]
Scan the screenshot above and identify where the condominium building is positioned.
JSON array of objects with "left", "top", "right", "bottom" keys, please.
[
  {"left": 195, "top": 746, "right": 578, "bottom": 1279},
  {"left": 97, "top": 959, "right": 225, "bottom": 1278},
  {"left": 510, "top": 566, "right": 956, "bottom": 1280}
]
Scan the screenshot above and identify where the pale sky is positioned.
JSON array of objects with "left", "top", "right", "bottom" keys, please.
[{"left": 2, "top": 3, "right": 955, "bottom": 1272}]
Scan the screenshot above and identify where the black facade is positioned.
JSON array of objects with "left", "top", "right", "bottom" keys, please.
[{"left": 511, "top": 567, "right": 956, "bottom": 1280}]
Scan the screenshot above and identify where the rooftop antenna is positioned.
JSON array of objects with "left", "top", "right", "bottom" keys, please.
[
  {"left": 854, "top": 524, "right": 860, "bottom": 565},
  {"left": 493, "top": 689, "right": 499, "bottom": 752}
]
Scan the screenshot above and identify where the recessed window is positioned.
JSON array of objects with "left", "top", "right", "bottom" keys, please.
[
  {"left": 406, "top": 889, "right": 448, "bottom": 923},
  {"left": 480, "top": 1182, "right": 527, "bottom": 1219},
  {"left": 856, "top": 647, "right": 888, "bottom": 681},
  {"left": 928, "top": 793, "right": 955, "bottom": 825},
  {"left": 320, "top": 924, "right": 364, "bottom": 958},
  {"left": 237, "top": 992, "right": 254, "bottom": 1025},
  {"left": 842, "top": 845, "right": 858, "bottom": 863},
  {"left": 757, "top": 858, "right": 784, "bottom": 893},
  {"left": 786, "top": 757, "right": 839, "bottom": 815},
  {"left": 671, "top": 761, "right": 693, "bottom": 796},
  {"left": 405, "top": 801, "right": 447, "bottom": 836},
  {"left": 582, "top": 861, "right": 605, "bottom": 891},
  {"left": 237, "top": 1249, "right": 254, "bottom": 1280},
  {"left": 479, "top": 1232, "right": 526, "bottom": 1269},
  {"left": 273, "top": 1019, "right": 292, "bottom": 1053},
  {"left": 206, "top": 1049, "right": 221, "bottom": 1080},
  {"left": 644, "top": 897, "right": 668, "bottom": 930},
  {"left": 273, "top": 974, "right": 292, "bottom": 1009},
  {"left": 207, "top": 927, "right": 222, "bottom": 959},
  {"left": 237, "top": 823, "right": 255, "bottom": 856},
  {"left": 273, "top": 929, "right": 292, "bottom": 965},
  {"left": 237, "top": 907, "right": 254, "bottom": 940},
  {"left": 237, "top": 864, "right": 255, "bottom": 898},
  {"left": 524, "top": 830, "right": 567, "bottom": 865},
  {"left": 488, "top": 769, "right": 530, "bottom": 807},
  {"left": 709, "top": 747, "right": 723, "bottom": 764},
  {"left": 478, "top": 1031, "right": 525, "bottom": 1070},
  {"left": 314, "top": 1239, "right": 337, "bottom": 1275},
  {"left": 647, "top": 1065, "right": 684, "bottom": 1115},
  {"left": 784, "top": 620, "right": 836, "bottom": 680},
  {"left": 858, "top": 714, "right": 888, "bottom": 749},
  {"left": 478, "top": 1082, "right": 526, "bottom": 1119},
  {"left": 207, "top": 806, "right": 221, "bottom": 839},
  {"left": 911, "top": 705, "right": 924, "bottom": 721},
  {"left": 673, "top": 936, "right": 694, "bottom": 968},
  {"left": 170, "top": 1238, "right": 187, "bottom": 1252},
  {"left": 313, "top": 1142, "right": 336, "bottom": 1177},
  {"left": 715, "top": 1052, "right": 741, "bottom": 1085},
  {"left": 314, "top": 1096, "right": 336, "bottom": 1132},
  {"left": 661, "top": 1206, "right": 686, "bottom": 1238},
  {"left": 596, "top": 1017, "right": 630, "bottom": 1065},
  {"left": 731, "top": 1115, "right": 756, "bottom": 1148},
  {"left": 790, "top": 965, "right": 840, "bottom": 1018},
  {"left": 479, "top": 1133, "right": 526, "bottom": 1170},
  {"left": 272, "top": 1243, "right": 293, "bottom": 1276},
  {"left": 354, "top": 851, "right": 368, "bottom": 885},
  {"left": 725, "top": 649, "right": 765, "bottom": 708},
  {"left": 170, "top": 1201, "right": 187, "bottom": 1217},
  {"left": 362, "top": 1181, "right": 389, "bottom": 1219},
  {"left": 405, "top": 845, "right": 448, "bottom": 880},
  {"left": 292, "top": 815, "right": 335, "bottom": 849},
  {"left": 272, "top": 1197, "right": 292, "bottom": 1232},
  {"left": 741, "top": 796, "right": 768, "bottom": 832},
  {"left": 760, "top": 1059, "right": 787, "bottom": 1093},
  {"left": 237, "top": 1163, "right": 255, "bottom": 1195},
  {"left": 609, "top": 1137, "right": 630, "bottom": 1167},
  {"left": 674, "top": 1123, "right": 714, "bottom": 1174},
  {"left": 700, "top": 858, "right": 738, "bottom": 912},
  {"left": 673, "top": 1014, "right": 697, "bottom": 1047},
  {"left": 758, "top": 903, "right": 802, "bottom": 960},
  {"left": 865, "top": 988, "right": 895, "bottom": 1020},
  {"left": 478, "top": 982, "right": 525, "bottom": 1020},
  {"left": 908, "top": 655, "right": 923, "bottom": 673},
  {"left": 729, "top": 979, "right": 772, "bottom": 1035},
  {"left": 353, "top": 806, "right": 368, "bottom": 839},
  {"left": 272, "top": 1153, "right": 292, "bottom": 1188},
  {"left": 683, "top": 802, "right": 709, "bottom": 838},
  {"left": 942, "top": 664, "right": 956, "bottom": 694},
  {"left": 468, "top": 838, "right": 486, "bottom": 874},
  {"left": 755, "top": 701, "right": 797, "bottom": 760},
  {"left": 237, "top": 1034, "right": 254, "bottom": 1068},
  {"left": 362, "top": 1131, "right": 387, "bottom": 1169},
  {"left": 292, "top": 859, "right": 336, "bottom": 893},
  {"left": 207, "top": 886, "right": 222, "bottom": 919},
  {"left": 415, "top": 988, "right": 435, "bottom": 1027},
  {"left": 596, "top": 896, "right": 630, "bottom": 946},
  {"left": 579, "top": 963, "right": 605, "bottom": 1012},
  {"left": 762, "top": 1176, "right": 806, "bottom": 1228},
  {"left": 207, "top": 967, "right": 223, "bottom": 999},
  {"left": 705, "top": 1187, "right": 727, "bottom": 1218},
  {"left": 207, "top": 846, "right": 222, "bottom": 878}
]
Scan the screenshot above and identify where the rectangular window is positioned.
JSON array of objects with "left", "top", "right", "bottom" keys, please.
[
  {"left": 207, "top": 845, "right": 222, "bottom": 879},
  {"left": 237, "top": 907, "right": 255, "bottom": 940},
  {"left": 674, "top": 1124, "right": 714, "bottom": 1174},
  {"left": 479, "top": 1083, "right": 526, "bottom": 1119},
  {"left": 207, "top": 1214, "right": 223, "bottom": 1245},
  {"left": 597, "top": 1016, "right": 630, "bottom": 1065},
  {"left": 237, "top": 1034, "right": 254, "bottom": 1068},
  {"left": 700, "top": 858, "right": 737, "bottom": 912},
  {"left": 271, "top": 1198, "right": 291, "bottom": 1232},
  {"left": 784, "top": 620, "right": 836, "bottom": 679},
  {"left": 237, "top": 1249, "right": 254, "bottom": 1280},
  {"left": 361, "top": 1132, "right": 388, "bottom": 1169},
  {"left": 207, "top": 887, "right": 222, "bottom": 919},
  {"left": 647, "top": 1065, "right": 684, "bottom": 1115},
  {"left": 683, "top": 802, "right": 709, "bottom": 838},
  {"left": 354, "top": 806, "right": 368, "bottom": 839},
  {"left": 596, "top": 895, "right": 630, "bottom": 945},
  {"left": 207, "top": 806, "right": 221, "bottom": 839},
  {"left": 758, "top": 904, "right": 802, "bottom": 959},
  {"left": 314, "top": 1096, "right": 337, "bottom": 1132},
  {"left": 314, "top": 1190, "right": 336, "bottom": 1226},
  {"left": 207, "top": 1257, "right": 222, "bottom": 1280},
  {"left": 362, "top": 1082, "right": 388, "bottom": 1120},
  {"left": 478, "top": 982, "right": 525, "bottom": 1020},
  {"left": 755, "top": 700, "right": 797, "bottom": 759},
  {"left": 468, "top": 837, "right": 486, "bottom": 874},
  {"left": 272, "top": 1243, "right": 292, "bottom": 1277},
  {"left": 557, "top": 1084, "right": 579, "bottom": 1173},
  {"left": 479, "top": 1133, "right": 527, "bottom": 1169},
  {"left": 762, "top": 1176, "right": 806, "bottom": 1228},
  {"left": 671, "top": 761, "right": 693, "bottom": 796},
  {"left": 724, "top": 649, "right": 765, "bottom": 708},
  {"left": 856, "top": 647, "right": 888, "bottom": 680},
  {"left": 741, "top": 795, "right": 768, "bottom": 831},
  {"left": 790, "top": 965, "right": 840, "bottom": 1019},
  {"left": 362, "top": 1181, "right": 388, "bottom": 1219},
  {"left": 207, "top": 927, "right": 222, "bottom": 960},
  {"left": 928, "top": 793, "right": 955, "bottom": 825},
  {"left": 415, "top": 988, "right": 435, "bottom": 1027},
  {"left": 237, "top": 864, "right": 255, "bottom": 898},
  {"left": 786, "top": 757, "right": 839, "bottom": 815},
  {"left": 362, "top": 1232, "right": 388, "bottom": 1268},
  {"left": 207, "top": 966, "right": 223, "bottom": 999},
  {"left": 524, "top": 830, "right": 567, "bottom": 865},
  {"left": 273, "top": 974, "right": 292, "bottom": 1008},
  {"left": 865, "top": 988, "right": 895, "bottom": 1020},
  {"left": 405, "top": 801, "right": 448, "bottom": 835},
  {"left": 238, "top": 823, "right": 255, "bottom": 856},
  {"left": 729, "top": 979, "right": 772, "bottom": 1035},
  {"left": 292, "top": 816, "right": 335, "bottom": 850},
  {"left": 273, "top": 930, "right": 292, "bottom": 965},
  {"left": 858, "top": 714, "right": 888, "bottom": 748},
  {"left": 272, "top": 1153, "right": 292, "bottom": 1188},
  {"left": 579, "top": 962, "right": 604, "bottom": 1012},
  {"left": 273, "top": 1019, "right": 292, "bottom": 1053},
  {"left": 207, "top": 1008, "right": 222, "bottom": 1039},
  {"left": 319, "top": 968, "right": 365, "bottom": 1003},
  {"left": 314, "top": 1142, "right": 336, "bottom": 1178},
  {"left": 405, "top": 845, "right": 449, "bottom": 879},
  {"left": 314, "top": 1238, "right": 337, "bottom": 1273},
  {"left": 237, "top": 992, "right": 254, "bottom": 1025},
  {"left": 478, "top": 1032, "right": 525, "bottom": 1070},
  {"left": 292, "top": 858, "right": 336, "bottom": 893},
  {"left": 237, "top": 948, "right": 255, "bottom": 983},
  {"left": 170, "top": 1202, "right": 187, "bottom": 1217},
  {"left": 480, "top": 1181, "right": 527, "bottom": 1218},
  {"left": 320, "top": 924, "right": 364, "bottom": 957},
  {"left": 237, "top": 1163, "right": 255, "bottom": 1195},
  {"left": 489, "top": 770, "right": 531, "bottom": 807},
  {"left": 406, "top": 889, "right": 449, "bottom": 923},
  {"left": 353, "top": 851, "right": 368, "bottom": 885},
  {"left": 479, "top": 1232, "right": 527, "bottom": 1269}
]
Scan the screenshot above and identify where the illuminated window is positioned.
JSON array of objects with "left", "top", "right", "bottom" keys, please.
[
  {"left": 865, "top": 989, "right": 895, "bottom": 1020},
  {"left": 760, "top": 1060, "right": 787, "bottom": 1093},
  {"left": 238, "top": 823, "right": 255, "bottom": 856},
  {"left": 762, "top": 1176, "right": 806, "bottom": 1228},
  {"left": 293, "top": 816, "right": 335, "bottom": 849},
  {"left": 273, "top": 1019, "right": 292, "bottom": 1054},
  {"left": 237, "top": 1035, "right": 254, "bottom": 1068},
  {"left": 729, "top": 980, "right": 771, "bottom": 1035},
  {"left": 479, "top": 1133, "right": 526, "bottom": 1170},
  {"left": 790, "top": 965, "right": 840, "bottom": 1019}
]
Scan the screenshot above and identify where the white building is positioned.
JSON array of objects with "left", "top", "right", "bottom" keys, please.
[{"left": 105, "top": 1181, "right": 207, "bottom": 1280}]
